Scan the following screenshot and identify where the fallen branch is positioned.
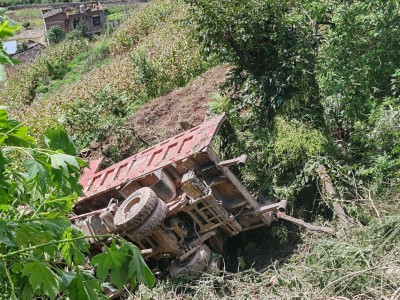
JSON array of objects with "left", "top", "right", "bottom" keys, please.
[
  {"left": 277, "top": 212, "right": 336, "bottom": 236},
  {"left": 317, "top": 165, "right": 351, "bottom": 229}
]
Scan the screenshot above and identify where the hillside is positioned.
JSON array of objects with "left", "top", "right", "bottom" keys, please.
[{"left": 0, "top": 0, "right": 399, "bottom": 299}]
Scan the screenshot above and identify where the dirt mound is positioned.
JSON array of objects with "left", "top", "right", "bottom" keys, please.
[
  {"left": 127, "top": 64, "right": 231, "bottom": 143},
  {"left": 83, "top": 64, "right": 230, "bottom": 162}
]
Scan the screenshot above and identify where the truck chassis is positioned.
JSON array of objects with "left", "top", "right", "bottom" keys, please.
[{"left": 73, "top": 114, "right": 289, "bottom": 275}]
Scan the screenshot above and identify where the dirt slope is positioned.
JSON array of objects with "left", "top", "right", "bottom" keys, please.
[
  {"left": 126, "top": 64, "right": 231, "bottom": 143},
  {"left": 85, "top": 64, "right": 230, "bottom": 161}
]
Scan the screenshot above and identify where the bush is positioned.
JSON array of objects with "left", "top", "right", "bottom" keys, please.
[
  {"left": 16, "top": 41, "right": 28, "bottom": 52},
  {"left": 45, "top": 25, "right": 65, "bottom": 44},
  {"left": 22, "top": 21, "right": 30, "bottom": 28}
]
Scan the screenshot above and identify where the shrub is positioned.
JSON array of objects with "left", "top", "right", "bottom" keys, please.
[
  {"left": 45, "top": 25, "right": 65, "bottom": 44},
  {"left": 16, "top": 41, "right": 28, "bottom": 52},
  {"left": 22, "top": 21, "right": 30, "bottom": 28}
]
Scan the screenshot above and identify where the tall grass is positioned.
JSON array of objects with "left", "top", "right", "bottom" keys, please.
[{"left": 133, "top": 216, "right": 400, "bottom": 300}]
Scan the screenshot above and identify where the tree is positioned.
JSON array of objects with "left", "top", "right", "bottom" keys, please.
[
  {"left": 185, "top": 0, "right": 325, "bottom": 126},
  {"left": 65, "top": 21, "right": 90, "bottom": 41},
  {"left": 0, "top": 108, "right": 155, "bottom": 299},
  {"left": 186, "top": 0, "right": 400, "bottom": 201},
  {"left": 0, "top": 18, "right": 155, "bottom": 298},
  {"left": 45, "top": 26, "right": 65, "bottom": 44}
]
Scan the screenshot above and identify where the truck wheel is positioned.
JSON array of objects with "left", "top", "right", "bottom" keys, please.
[
  {"left": 169, "top": 244, "right": 211, "bottom": 277},
  {"left": 114, "top": 187, "right": 158, "bottom": 231},
  {"left": 128, "top": 198, "right": 168, "bottom": 239}
]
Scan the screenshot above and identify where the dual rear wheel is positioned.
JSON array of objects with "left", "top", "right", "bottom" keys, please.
[
  {"left": 114, "top": 187, "right": 214, "bottom": 277},
  {"left": 114, "top": 187, "right": 167, "bottom": 238}
]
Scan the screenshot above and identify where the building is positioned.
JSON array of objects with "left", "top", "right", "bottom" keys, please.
[
  {"left": 12, "top": 42, "right": 46, "bottom": 65},
  {"left": 42, "top": 2, "right": 106, "bottom": 39}
]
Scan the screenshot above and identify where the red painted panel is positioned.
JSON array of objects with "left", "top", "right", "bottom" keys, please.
[{"left": 77, "top": 114, "right": 226, "bottom": 203}]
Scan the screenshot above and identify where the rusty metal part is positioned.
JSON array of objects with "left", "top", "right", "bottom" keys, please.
[
  {"left": 278, "top": 200, "right": 288, "bottom": 212},
  {"left": 70, "top": 202, "right": 118, "bottom": 221},
  {"left": 169, "top": 218, "right": 189, "bottom": 240},
  {"left": 241, "top": 200, "right": 287, "bottom": 217},
  {"left": 205, "top": 147, "right": 271, "bottom": 225},
  {"left": 166, "top": 193, "right": 188, "bottom": 216},
  {"left": 70, "top": 208, "right": 105, "bottom": 220},
  {"left": 76, "top": 215, "right": 110, "bottom": 244},
  {"left": 183, "top": 193, "right": 242, "bottom": 236},
  {"left": 181, "top": 170, "right": 208, "bottom": 200},
  {"left": 218, "top": 154, "right": 248, "bottom": 168},
  {"left": 150, "top": 169, "right": 177, "bottom": 202},
  {"left": 99, "top": 210, "right": 117, "bottom": 233},
  {"left": 151, "top": 228, "right": 183, "bottom": 257},
  {"left": 178, "top": 231, "right": 216, "bottom": 262},
  {"left": 277, "top": 212, "right": 336, "bottom": 236}
]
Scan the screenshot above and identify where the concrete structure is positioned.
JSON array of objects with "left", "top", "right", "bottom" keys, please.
[
  {"left": 42, "top": 2, "right": 106, "bottom": 38},
  {"left": 12, "top": 42, "right": 46, "bottom": 65}
]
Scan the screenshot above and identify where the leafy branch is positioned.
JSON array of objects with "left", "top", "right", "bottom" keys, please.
[{"left": 0, "top": 107, "right": 154, "bottom": 299}]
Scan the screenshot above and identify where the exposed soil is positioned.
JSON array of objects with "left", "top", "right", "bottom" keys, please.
[
  {"left": 83, "top": 64, "right": 231, "bottom": 161},
  {"left": 126, "top": 64, "right": 231, "bottom": 143}
]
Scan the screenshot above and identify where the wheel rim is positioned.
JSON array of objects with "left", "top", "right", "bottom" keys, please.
[{"left": 122, "top": 196, "right": 141, "bottom": 215}]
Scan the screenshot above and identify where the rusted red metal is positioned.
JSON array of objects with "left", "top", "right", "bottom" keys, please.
[{"left": 77, "top": 114, "right": 226, "bottom": 204}]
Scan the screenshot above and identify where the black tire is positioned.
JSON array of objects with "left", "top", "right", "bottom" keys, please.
[
  {"left": 169, "top": 244, "right": 211, "bottom": 277},
  {"left": 114, "top": 187, "right": 158, "bottom": 231},
  {"left": 128, "top": 198, "right": 168, "bottom": 239}
]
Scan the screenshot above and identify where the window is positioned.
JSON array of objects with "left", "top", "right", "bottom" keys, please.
[
  {"left": 92, "top": 16, "right": 101, "bottom": 27},
  {"left": 73, "top": 18, "right": 81, "bottom": 29}
]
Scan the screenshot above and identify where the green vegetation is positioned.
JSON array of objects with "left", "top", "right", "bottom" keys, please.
[
  {"left": 187, "top": 1, "right": 399, "bottom": 298},
  {"left": 0, "top": 0, "right": 92, "bottom": 8},
  {"left": 0, "top": 110, "right": 155, "bottom": 298},
  {"left": 0, "top": 9, "right": 19, "bottom": 81},
  {"left": 1, "top": 0, "right": 215, "bottom": 155},
  {"left": 7, "top": 8, "right": 42, "bottom": 27},
  {"left": 0, "top": 16, "right": 154, "bottom": 299},
  {"left": 136, "top": 216, "right": 400, "bottom": 299},
  {"left": 1, "top": 0, "right": 399, "bottom": 298},
  {"left": 45, "top": 25, "right": 64, "bottom": 44},
  {"left": 189, "top": 0, "right": 400, "bottom": 200}
]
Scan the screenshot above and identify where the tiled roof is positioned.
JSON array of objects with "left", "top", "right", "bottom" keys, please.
[{"left": 43, "top": 10, "right": 63, "bottom": 19}]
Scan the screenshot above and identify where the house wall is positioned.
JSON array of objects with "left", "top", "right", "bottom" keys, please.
[
  {"left": 44, "top": 10, "right": 105, "bottom": 36},
  {"left": 44, "top": 12, "right": 69, "bottom": 32},
  {"left": 67, "top": 10, "right": 106, "bottom": 34}
]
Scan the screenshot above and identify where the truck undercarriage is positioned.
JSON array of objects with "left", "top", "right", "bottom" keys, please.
[{"left": 72, "top": 114, "right": 331, "bottom": 276}]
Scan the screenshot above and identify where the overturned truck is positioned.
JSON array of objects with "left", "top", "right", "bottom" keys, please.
[{"left": 72, "top": 114, "right": 291, "bottom": 276}]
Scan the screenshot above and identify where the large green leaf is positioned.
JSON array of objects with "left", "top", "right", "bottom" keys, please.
[
  {"left": 44, "top": 126, "right": 77, "bottom": 155},
  {"left": 91, "top": 241, "right": 131, "bottom": 289},
  {"left": 0, "top": 221, "right": 14, "bottom": 246},
  {"left": 0, "top": 19, "right": 20, "bottom": 40},
  {"left": 58, "top": 227, "right": 89, "bottom": 265},
  {"left": 50, "top": 153, "right": 80, "bottom": 170},
  {"left": 0, "top": 109, "right": 35, "bottom": 147},
  {"left": 123, "top": 241, "right": 155, "bottom": 288},
  {"left": 22, "top": 261, "right": 60, "bottom": 300},
  {"left": 68, "top": 272, "right": 102, "bottom": 300},
  {"left": 23, "top": 159, "right": 48, "bottom": 194},
  {"left": 19, "top": 277, "right": 34, "bottom": 300}
]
